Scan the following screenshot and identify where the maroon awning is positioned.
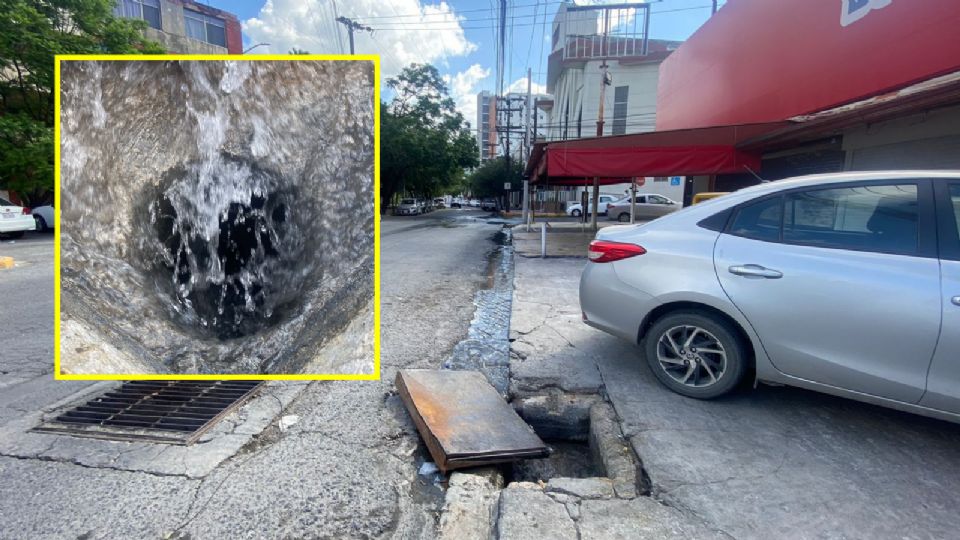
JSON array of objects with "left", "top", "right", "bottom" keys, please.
[{"left": 526, "top": 122, "right": 790, "bottom": 185}]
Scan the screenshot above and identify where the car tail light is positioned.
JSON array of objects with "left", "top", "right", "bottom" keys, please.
[
  {"left": 21, "top": 207, "right": 30, "bottom": 215},
  {"left": 587, "top": 240, "right": 646, "bottom": 263}
]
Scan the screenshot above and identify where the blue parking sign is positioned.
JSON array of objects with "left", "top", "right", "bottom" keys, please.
[{"left": 670, "top": 176, "right": 681, "bottom": 186}]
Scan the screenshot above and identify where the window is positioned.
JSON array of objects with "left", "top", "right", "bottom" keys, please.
[
  {"left": 114, "top": 0, "right": 161, "bottom": 30},
  {"left": 612, "top": 86, "right": 629, "bottom": 136},
  {"left": 950, "top": 185, "right": 960, "bottom": 242},
  {"left": 184, "top": 8, "right": 226, "bottom": 47},
  {"left": 784, "top": 184, "right": 918, "bottom": 254},
  {"left": 553, "top": 26, "right": 560, "bottom": 48},
  {"left": 648, "top": 195, "right": 671, "bottom": 204},
  {"left": 730, "top": 196, "right": 782, "bottom": 242}
]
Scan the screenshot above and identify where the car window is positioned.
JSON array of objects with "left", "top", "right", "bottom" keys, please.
[
  {"left": 0, "top": 197, "right": 13, "bottom": 206},
  {"left": 950, "top": 184, "right": 960, "bottom": 242},
  {"left": 649, "top": 195, "right": 669, "bottom": 204},
  {"left": 730, "top": 196, "right": 782, "bottom": 242},
  {"left": 783, "top": 184, "right": 918, "bottom": 254},
  {"left": 401, "top": 199, "right": 415, "bottom": 204}
]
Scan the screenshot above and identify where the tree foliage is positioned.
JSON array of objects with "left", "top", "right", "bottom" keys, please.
[
  {"left": 468, "top": 157, "right": 523, "bottom": 199},
  {"left": 380, "top": 63, "right": 478, "bottom": 209},
  {"left": 0, "top": 0, "right": 164, "bottom": 204}
]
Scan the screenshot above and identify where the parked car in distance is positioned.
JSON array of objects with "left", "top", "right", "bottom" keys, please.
[
  {"left": 480, "top": 199, "right": 498, "bottom": 211},
  {"left": 0, "top": 198, "right": 36, "bottom": 239},
  {"left": 31, "top": 204, "right": 54, "bottom": 232},
  {"left": 450, "top": 201, "right": 462, "bottom": 208},
  {"left": 469, "top": 199, "right": 480, "bottom": 207},
  {"left": 434, "top": 197, "right": 446, "bottom": 209},
  {"left": 566, "top": 194, "right": 619, "bottom": 217},
  {"left": 606, "top": 194, "right": 680, "bottom": 222},
  {"left": 580, "top": 171, "right": 960, "bottom": 424},
  {"left": 692, "top": 192, "right": 729, "bottom": 204},
  {"left": 395, "top": 198, "right": 420, "bottom": 216}
]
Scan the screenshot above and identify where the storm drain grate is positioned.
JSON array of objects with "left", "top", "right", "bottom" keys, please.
[{"left": 32, "top": 380, "right": 263, "bottom": 445}]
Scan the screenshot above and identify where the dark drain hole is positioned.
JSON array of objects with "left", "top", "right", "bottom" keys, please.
[{"left": 154, "top": 192, "right": 290, "bottom": 339}]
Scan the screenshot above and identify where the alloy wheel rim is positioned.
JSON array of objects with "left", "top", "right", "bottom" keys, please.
[{"left": 656, "top": 325, "right": 727, "bottom": 388}]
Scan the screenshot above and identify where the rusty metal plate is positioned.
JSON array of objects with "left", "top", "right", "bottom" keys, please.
[{"left": 396, "top": 369, "right": 548, "bottom": 472}]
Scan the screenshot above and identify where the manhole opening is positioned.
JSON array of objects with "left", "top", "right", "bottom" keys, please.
[
  {"left": 154, "top": 190, "right": 291, "bottom": 339},
  {"left": 32, "top": 381, "right": 263, "bottom": 445},
  {"left": 510, "top": 439, "right": 601, "bottom": 482}
]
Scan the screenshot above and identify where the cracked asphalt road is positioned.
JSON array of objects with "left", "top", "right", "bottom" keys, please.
[{"left": 0, "top": 210, "right": 502, "bottom": 539}]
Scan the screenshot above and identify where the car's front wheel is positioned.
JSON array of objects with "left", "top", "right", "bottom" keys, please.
[
  {"left": 571, "top": 209, "right": 582, "bottom": 217},
  {"left": 34, "top": 215, "right": 47, "bottom": 232},
  {"left": 643, "top": 310, "right": 747, "bottom": 399},
  {"left": 617, "top": 212, "right": 631, "bottom": 222}
]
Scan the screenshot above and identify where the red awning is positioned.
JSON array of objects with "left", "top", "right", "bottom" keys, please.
[{"left": 527, "top": 123, "right": 789, "bottom": 185}]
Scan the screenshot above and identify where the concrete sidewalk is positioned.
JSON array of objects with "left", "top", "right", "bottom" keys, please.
[
  {"left": 512, "top": 222, "right": 639, "bottom": 258},
  {"left": 507, "top": 254, "right": 960, "bottom": 539}
]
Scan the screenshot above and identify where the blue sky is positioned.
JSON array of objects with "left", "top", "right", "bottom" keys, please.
[{"left": 201, "top": 1, "right": 718, "bottom": 120}]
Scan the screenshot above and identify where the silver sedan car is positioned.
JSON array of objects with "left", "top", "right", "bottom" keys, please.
[{"left": 580, "top": 171, "right": 960, "bottom": 423}]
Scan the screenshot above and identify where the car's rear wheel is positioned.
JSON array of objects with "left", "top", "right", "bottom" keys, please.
[
  {"left": 571, "top": 209, "right": 582, "bottom": 217},
  {"left": 643, "top": 310, "right": 747, "bottom": 399},
  {"left": 618, "top": 212, "right": 630, "bottom": 222}
]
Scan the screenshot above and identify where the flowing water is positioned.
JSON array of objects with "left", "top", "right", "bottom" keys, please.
[{"left": 59, "top": 60, "right": 375, "bottom": 374}]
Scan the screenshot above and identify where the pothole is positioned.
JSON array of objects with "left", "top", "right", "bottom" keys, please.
[{"left": 511, "top": 440, "right": 601, "bottom": 482}]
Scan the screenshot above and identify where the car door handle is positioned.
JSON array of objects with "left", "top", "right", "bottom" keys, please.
[
  {"left": 952, "top": 296, "right": 960, "bottom": 307},
  {"left": 728, "top": 264, "right": 783, "bottom": 279}
]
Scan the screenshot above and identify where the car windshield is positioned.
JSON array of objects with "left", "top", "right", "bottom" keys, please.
[
  {"left": 401, "top": 199, "right": 415, "bottom": 205},
  {"left": 0, "top": 198, "right": 14, "bottom": 206}
]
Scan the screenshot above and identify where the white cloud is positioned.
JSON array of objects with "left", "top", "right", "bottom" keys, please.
[
  {"left": 243, "top": 0, "right": 477, "bottom": 79},
  {"left": 443, "top": 64, "right": 490, "bottom": 126},
  {"left": 506, "top": 76, "right": 547, "bottom": 96}
]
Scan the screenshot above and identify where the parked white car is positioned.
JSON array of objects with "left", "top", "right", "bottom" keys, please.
[
  {"left": 567, "top": 194, "right": 620, "bottom": 217},
  {"left": 31, "top": 204, "right": 54, "bottom": 231},
  {"left": 395, "top": 198, "right": 420, "bottom": 216},
  {"left": 606, "top": 194, "right": 681, "bottom": 222},
  {"left": 0, "top": 198, "right": 36, "bottom": 239}
]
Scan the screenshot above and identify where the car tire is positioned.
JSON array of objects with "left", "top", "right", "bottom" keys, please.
[
  {"left": 571, "top": 209, "right": 582, "bottom": 217},
  {"left": 642, "top": 310, "right": 747, "bottom": 399},
  {"left": 34, "top": 215, "right": 47, "bottom": 232},
  {"left": 618, "top": 212, "right": 630, "bottom": 223}
]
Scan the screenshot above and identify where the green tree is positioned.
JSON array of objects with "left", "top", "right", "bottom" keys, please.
[
  {"left": 380, "top": 63, "right": 478, "bottom": 209},
  {"left": 468, "top": 157, "right": 523, "bottom": 201},
  {"left": 0, "top": 0, "right": 164, "bottom": 204}
]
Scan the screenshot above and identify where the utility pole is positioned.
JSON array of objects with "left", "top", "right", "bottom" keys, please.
[
  {"left": 336, "top": 16, "right": 372, "bottom": 54},
  {"left": 523, "top": 68, "right": 533, "bottom": 225},
  {"left": 591, "top": 8, "right": 613, "bottom": 231}
]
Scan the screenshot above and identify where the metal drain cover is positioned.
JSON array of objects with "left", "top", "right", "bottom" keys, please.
[{"left": 33, "top": 381, "right": 263, "bottom": 445}]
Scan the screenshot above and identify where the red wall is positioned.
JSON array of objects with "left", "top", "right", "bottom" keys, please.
[
  {"left": 656, "top": 0, "right": 960, "bottom": 131},
  {"left": 225, "top": 18, "right": 243, "bottom": 55}
]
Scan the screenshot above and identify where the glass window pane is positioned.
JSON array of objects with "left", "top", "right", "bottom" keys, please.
[
  {"left": 784, "top": 184, "right": 918, "bottom": 253},
  {"left": 184, "top": 11, "right": 206, "bottom": 41},
  {"left": 142, "top": 5, "right": 161, "bottom": 29},
  {"left": 730, "top": 196, "right": 782, "bottom": 242},
  {"left": 950, "top": 185, "right": 960, "bottom": 242},
  {"left": 206, "top": 22, "right": 226, "bottom": 46}
]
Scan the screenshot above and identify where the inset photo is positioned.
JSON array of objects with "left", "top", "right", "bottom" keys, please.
[{"left": 56, "top": 57, "right": 378, "bottom": 379}]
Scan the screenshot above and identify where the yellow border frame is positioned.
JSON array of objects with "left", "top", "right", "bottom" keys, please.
[{"left": 54, "top": 54, "right": 381, "bottom": 381}]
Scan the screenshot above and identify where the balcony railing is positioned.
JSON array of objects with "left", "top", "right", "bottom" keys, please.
[{"left": 562, "top": 34, "right": 649, "bottom": 61}]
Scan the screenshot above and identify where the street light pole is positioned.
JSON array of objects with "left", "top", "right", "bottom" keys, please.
[{"left": 243, "top": 43, "right": 270, "bottom": 54}]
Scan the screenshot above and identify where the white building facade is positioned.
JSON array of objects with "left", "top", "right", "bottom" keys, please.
[{"left": 539, "top": 2, "right": 684, "bottom": 203}]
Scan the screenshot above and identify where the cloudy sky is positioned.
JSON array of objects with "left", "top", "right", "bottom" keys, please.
[{"left": 203, "top": 0, "right": 719, "bottom": 126}]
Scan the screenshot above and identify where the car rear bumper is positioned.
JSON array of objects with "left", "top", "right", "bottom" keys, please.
[
  {"left": 579, "top": 262, "right": 656, "bottom": 343},
  {"left": 0, "top": 215, "right": 35, "bottom": 233}
]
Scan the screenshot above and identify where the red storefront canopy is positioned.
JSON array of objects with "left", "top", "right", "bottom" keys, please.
[{"left": 526, "top": 123, "right": 789, "bottom": 186}]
